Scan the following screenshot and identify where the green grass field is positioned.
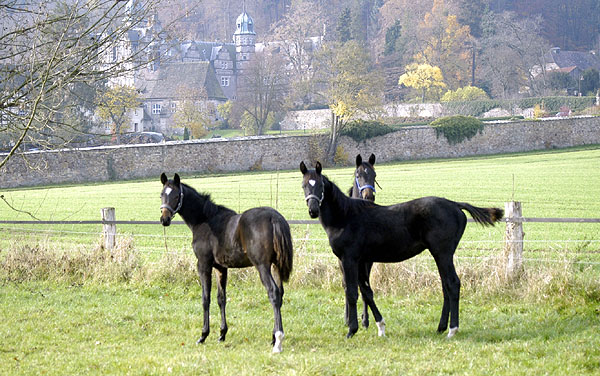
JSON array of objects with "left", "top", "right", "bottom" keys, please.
[{"left": 1, "top": 146, "right": 599, "bottom": 374}]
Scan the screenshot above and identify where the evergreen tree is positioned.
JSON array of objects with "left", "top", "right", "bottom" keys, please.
[
  {"left": 335, "top": 7, "right": 353, "bottom": 43},
  {"left": 384, "top": 19, "right": 402, "bottom": 56}
]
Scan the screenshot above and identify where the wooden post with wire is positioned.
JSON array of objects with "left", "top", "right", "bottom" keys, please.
[
  {"left": 504, "top": 201, "right": 524, "bottom": 280},
  {"left": 101, "top": 207, "right": 116, "bottom": 250}
]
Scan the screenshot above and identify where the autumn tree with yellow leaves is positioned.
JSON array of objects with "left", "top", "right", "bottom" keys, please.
[
  {"left": 398, "top": 63, "right": 446, "bottom": 102},
  {"left": 96, "top": 85, "right": 141, "bottom": 144},
  {"left": 415, "top": 0, "right": 473, "bottom": 90},
  {"left": 315, "top": 40, "right": 383, "bottom": 163}
]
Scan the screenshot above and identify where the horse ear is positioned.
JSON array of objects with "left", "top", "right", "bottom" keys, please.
[
  {"left": 315, "top": 161, "right": 322, "bottom": 175},
  {"left": 160, "top": 173, "right": 168, "bottom": 185},
  {"left": 369, "top": 153, "right": 376, "bottom": 165},
  {"left": 300, "top": 161, "right": 308, "bottom": 175},
  {"left": 174, "top": 173, "right": 180, "bottom": 186},
  {"left": 355, "top": 154, "right": 362, "bottom": 168}
]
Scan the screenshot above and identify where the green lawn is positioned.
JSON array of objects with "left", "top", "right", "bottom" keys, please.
[{"left": 1, "top": 280, "right": 598, "bottom": 375}]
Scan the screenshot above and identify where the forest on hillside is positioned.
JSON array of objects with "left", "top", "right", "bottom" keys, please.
[
  {"left": 157, "top": 0, "right": 600, "bottom": 103},
  {"left": 164, "top": 0, "right": 599, "bottom": 52}
]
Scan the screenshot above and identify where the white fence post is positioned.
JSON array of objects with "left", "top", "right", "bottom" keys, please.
[
  {"left": 101, "top": 207, "right": 116, "bottom": 250},
  {"left": 504, "top": 201, "right": 524, "bottom": 280}
]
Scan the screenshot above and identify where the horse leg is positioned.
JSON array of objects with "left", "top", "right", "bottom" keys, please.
[
  {"left": 196, "top": 263, "right": 212, "bottom": 344},
  {"left": 358, "top": 261, "right": 385, "bottom": 336},
  {"left": 338, "top": 258, "right": 350, "bottom": 327},
  {"left": 256, "top": 264, "right": 284, "bottom": 353},
  {"left": 360, "top": 261, "right": 373, "bottom": 329},
  {"left": 215, "top": 266, "right": 228, "bottom": 342},
  {"left": 341, "top": 258, "right": 360, "bottom": 338},
  {"left": 433, "top": 252, "right": 461, "bottom": 338}
]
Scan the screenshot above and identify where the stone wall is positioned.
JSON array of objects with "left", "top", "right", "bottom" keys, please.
[
  {"left": 338, "top": 116, "right": 600, "bottom": 162},
  {"left": 1, "top": 117, "right": 599, "bottom": 188}
]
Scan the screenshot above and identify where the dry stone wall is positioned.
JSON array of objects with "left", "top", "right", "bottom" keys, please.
[{"left": 1, "top": 117, "right": 599, "bottom": 188}]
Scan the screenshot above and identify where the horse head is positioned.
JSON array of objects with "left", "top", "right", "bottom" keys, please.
[
  {"left": 160, "top": 172, "right": 184, "bottom": 226},
  {"left": 354, "top": 153, "right": 376, "bottom": 201},
  {"left": 300, "top": 161, "right": 324, "bottom": 219}
]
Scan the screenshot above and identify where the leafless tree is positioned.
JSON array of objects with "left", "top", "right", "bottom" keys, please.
[
  {"left": 478, "top": 11, "right": 549, "bottom": 98},
  {"left": 234, "top": 50, "right": 288, "bottom": 135},
  {"left": 267, "top": 0, "right": 326, "bottom": 107},
  {"left": 0, "top": 0, "right": 164, "bottom": 169}
]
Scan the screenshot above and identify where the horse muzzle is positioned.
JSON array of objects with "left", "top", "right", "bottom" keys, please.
[
  {"left": 306, "top": 199, "right": 320, "bottom": 218},
  {"left": 361, "top": 188, "right": 375, "bottom": 201},
  {"left": 160, "top": 208, "right": 173, "bottom": 226}
]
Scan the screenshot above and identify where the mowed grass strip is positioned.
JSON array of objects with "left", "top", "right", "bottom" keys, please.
[{"left": 1, "top": 146, "right": 599, "bottom": 260}]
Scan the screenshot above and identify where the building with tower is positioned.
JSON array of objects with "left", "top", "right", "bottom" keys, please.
[{"left": 115, "top": 8, "right": 259, "bottom": 136}]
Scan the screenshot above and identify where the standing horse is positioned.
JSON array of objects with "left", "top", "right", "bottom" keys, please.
[
  {"left": 160, "top": 173, "right": 294, "bottom": 353},
  {"left": 345, "top": 153, "right": 377, "bottom": 329},
  {"left": 348, "top": 153, "right": 377, "bottom": 201},
  {"left": 299, "top": 161, "right": 503, "bottom": 339}
]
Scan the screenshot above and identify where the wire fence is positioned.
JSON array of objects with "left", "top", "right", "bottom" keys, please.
[{"left": 1, "top": 214, "right": 599, "bottom": 270}]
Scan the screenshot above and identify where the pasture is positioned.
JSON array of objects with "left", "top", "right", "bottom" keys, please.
[{"left": 1, "top": 146, "right": 600, "bottom": 374}]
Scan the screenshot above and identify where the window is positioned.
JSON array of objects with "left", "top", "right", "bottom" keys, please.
[
  {"left": 152, "top": 103, "right": 162, "bottom": 114},
  {"left": 170, "top": 102, "right": 177, "bottom": 113},
  {"left": 221, "top": 76, "right": 230, "bottom": 87},
  {"left": 220, "top": 60, "right": 227, "bottom": 69}
]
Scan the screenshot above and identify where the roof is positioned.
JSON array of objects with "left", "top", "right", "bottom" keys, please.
[
  {"left": 142, "top": 61, "right": 226, "bottom": 101},
  {"left": 178, "top": 41, "right": 236, "bottom": 62},
  {"left": 234, "top": 11, "right": 255, "bottom": 35},
  {"left": 545, "top": 48, "right": 600, "bottom": 72}
]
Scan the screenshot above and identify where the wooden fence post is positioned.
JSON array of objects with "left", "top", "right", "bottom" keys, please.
[
  {"left": 504, "top": 201, "right": 524, "bottom": 280},
  {"left": 101, "top": 207, "right": 116, "bottom": 250}
]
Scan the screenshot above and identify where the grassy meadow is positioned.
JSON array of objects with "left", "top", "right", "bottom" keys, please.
[{"left": 1, "top": 146, "right": 599, "bottom": 374}]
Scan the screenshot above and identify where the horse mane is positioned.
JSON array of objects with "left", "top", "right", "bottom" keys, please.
[
  {"left": 323, "top": 175, "right": 376, "bottom": 215},
  {"left": 180, "top": 183, "right": 236, "bottom": 225}
]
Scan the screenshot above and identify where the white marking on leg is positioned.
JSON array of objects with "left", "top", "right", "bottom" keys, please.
[
  {"left": 447, "top": 327, "right": 458, "bottom": 338},
  {"left": 272, "top": 331, "right": 284, "bottom": 353},
  {"left": 376, "top": 319, "right": 386, "bottom": 337}
]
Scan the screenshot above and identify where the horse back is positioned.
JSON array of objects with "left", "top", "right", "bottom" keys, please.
[
  {"left": 237, "top": 207, "right": 292, "bottom": 268},
  {"left": 335, "top": 197, "right": 468, "bottom": 262}
]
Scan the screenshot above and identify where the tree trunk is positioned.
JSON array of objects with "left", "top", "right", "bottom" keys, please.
[{"left": 327, "top": 114, "right": 340, "bottom": 163}]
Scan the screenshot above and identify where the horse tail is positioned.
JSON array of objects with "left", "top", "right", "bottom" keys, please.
[
  {"left": 272, "top": 216, "right": 294, "bottom": 282},
  {"left": 457, "top": 202, "right": 504, "bottom": 226}
]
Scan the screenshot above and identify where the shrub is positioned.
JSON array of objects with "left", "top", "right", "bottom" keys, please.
[
  {"left": 430, "top": 115, "right": 484, "bottom": 145},
  {"left": 442, "top": 100, "right": 501, "bottom": 116},
  {"left": 441, "top": 86, "right": 489, "bottom": 102},
  {"left": 340, "top": 120, "right": 395, "bottom": 142},
  {"left": 333, "top": 145, "right": 349, "bottom": 166}
]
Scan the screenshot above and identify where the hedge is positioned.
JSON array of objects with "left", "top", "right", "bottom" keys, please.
[
  {"left": 340, "top": 120, "right": 395, "bottom": 142},
  {"left": 430, "top": 115, "right": 485, "bottom": 145},
  {"left": 441, "top": 96, "right": 596, "bottom": 117}
]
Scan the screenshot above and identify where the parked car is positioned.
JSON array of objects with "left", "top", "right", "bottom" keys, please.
[{"left": 120, "top": 132, "right": 166, "bottom": 144}]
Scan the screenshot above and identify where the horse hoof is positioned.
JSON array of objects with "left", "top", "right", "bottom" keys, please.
[
  {"left": 196, "top": 333, "right": 209, "bottom": 344},
  {"left": 218, "top": 335, "right": 226, "bottom": 342},
  {"left": 376, "top": 320, "right": 386, "bottom": 337},
  {"left": 447, "top": 327, "right": 459, "bottom": 338},
  {"left": 272, "top": 331, "right": 284, "bottom": 353}
]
